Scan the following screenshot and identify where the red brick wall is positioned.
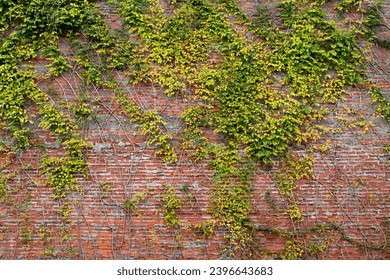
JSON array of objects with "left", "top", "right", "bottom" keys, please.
[{"left": 0, "top": 0, "right": 389, "bottom": 259}]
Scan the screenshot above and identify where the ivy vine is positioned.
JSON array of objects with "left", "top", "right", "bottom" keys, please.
[{"left": 0, "top": 0, "right": 388, "bottom": 259}]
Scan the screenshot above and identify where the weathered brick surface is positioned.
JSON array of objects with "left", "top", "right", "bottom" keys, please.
[{"left": 0, "top": 0, "right": 389, "bottom": 259}]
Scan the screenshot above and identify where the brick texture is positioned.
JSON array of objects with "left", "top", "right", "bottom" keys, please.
[{"left": 0, "top": 0, "right": 389, "bottom": 260}]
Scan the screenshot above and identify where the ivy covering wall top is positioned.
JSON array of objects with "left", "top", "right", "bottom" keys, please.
[{"left": 0, "top": 0, "right": 389, "bottom": 259}]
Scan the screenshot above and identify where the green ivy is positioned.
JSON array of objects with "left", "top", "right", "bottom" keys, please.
[
  {"left": 368, "top": 84, "right": 390, "bottom": 123},
  {"left": 108, "top": 0, "right": 385, "bottom": 257},
  {"left": 0, "top": 0, "right": 387, "bottom": 259},
  {"left": 161, "top": 186, "right": 182, "bottom": 228}
]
